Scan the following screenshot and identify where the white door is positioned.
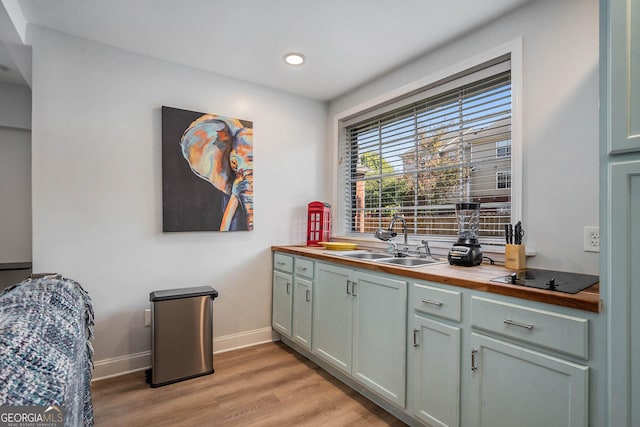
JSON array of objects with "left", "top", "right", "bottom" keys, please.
[
  {"left": 293, "top": 276, "right": 313, "bottom": 350},
  {"left": 469, "top": 333, "right": 588, "bottom": 427},
  {"left": 608, "top": 159, "right": 640, "bottom": 426},
  {"left": 603, "top": 1, "right": 640, "bottom": 424},
  {"left": 272, "top": 270, "right": 292, "bottom": 337},
  {"left": 352, "top": 271, "right": 407, "bottom": 407},
  {"left": 312, "top": 263, "right": 353, "bottom": 374},
  {"left": 409, "top": 315, "right": 460, "bottom": 427}
]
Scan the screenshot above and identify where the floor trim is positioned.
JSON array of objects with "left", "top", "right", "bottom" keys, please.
[{"left": 92, "top": 327, "right": 278, "bottom": 381}]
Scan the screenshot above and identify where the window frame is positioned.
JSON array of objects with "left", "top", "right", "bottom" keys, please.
[
  {"left": 496, "top": 170, "right": 511, "bottom": 189},
  {"left": 330, "top": 39, "right": 523, "bottom": 248},
  {"left": 496, "top": 139, "right": 512, "bottom": 158}
]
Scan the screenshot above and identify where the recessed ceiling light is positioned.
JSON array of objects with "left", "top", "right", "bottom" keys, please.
[{"left": 283, "top": 53, "right": 305, "bottom": 66}]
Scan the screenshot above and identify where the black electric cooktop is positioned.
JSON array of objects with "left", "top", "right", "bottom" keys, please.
[{"left": 491, "top": 268, "right": 599, "bottom": 294}]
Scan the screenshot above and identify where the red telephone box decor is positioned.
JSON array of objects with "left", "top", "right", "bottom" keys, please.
[{"left": 307, "top": 201, "right": 331, "bottom": 246}]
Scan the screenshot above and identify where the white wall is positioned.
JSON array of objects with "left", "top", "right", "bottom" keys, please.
[
  {"left": 327, "top": 0, "right": 600, "bottom": 274},
  {"left": 0, "top": 81, "right": 31, "bottom": 263},
  {"left": 30, "top": 27, "right": 327, "bottom": 377}
]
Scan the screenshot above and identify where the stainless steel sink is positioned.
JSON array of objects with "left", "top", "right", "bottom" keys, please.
[
  {"left": 340, "top": 252, "right": 392, "bottom": 260},
  {"left": 338, "top": 251, "right": 444, "bottom": 267},
  {"left": 375, "top": 257, "right": 444, "bottom": 267}
]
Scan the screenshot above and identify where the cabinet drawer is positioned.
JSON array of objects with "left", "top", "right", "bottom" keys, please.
[
  {"left": 413, "top": 283, "right": 461, "bottom": 322},
  {"left": 274, "top": 253, "right": 293, "bottom": 273},
  {"left": 471, "top": 296, "right": 588, "bottom": 359},
  {"left": 294, "top": 258, "right": 314, "bottom": 279}
]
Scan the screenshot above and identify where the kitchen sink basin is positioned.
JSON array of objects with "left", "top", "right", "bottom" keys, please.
[
  {"left": 335, "top": 251, "right": 444, "bottom": 267},
  {"left": 340, "top": 252, "right": 392, "bottom": 260},
  {"left": 375, "top": 257, "right": 444, "bottom": 267}
]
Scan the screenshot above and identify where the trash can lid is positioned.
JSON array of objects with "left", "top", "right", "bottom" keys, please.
[{"left": 150, "top": 286, "right": 218, "bottom": 302}]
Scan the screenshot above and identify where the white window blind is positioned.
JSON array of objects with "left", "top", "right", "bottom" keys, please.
[{"left": 338, "top": 59, "right": 512, "bottom": 242}]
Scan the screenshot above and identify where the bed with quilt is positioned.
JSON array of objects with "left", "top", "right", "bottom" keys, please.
[{"left": 0, "top": 275, "right": 95, "bottom": 426}]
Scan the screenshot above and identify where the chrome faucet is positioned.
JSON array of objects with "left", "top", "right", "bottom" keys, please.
[
  {"left": 389, "top": 213, "right": 408, "bottom": 250},
  {"left": 374, "top": 213, "right": 409, "bottom": 256}
]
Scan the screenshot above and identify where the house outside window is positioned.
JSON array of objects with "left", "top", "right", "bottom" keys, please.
[{"left": 337, "top": 57, "right": 515, "bottom": 244}]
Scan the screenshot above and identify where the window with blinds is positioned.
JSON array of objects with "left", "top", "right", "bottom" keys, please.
[{"left": 339, "top": 60, "right": 512, "bottom": 242}]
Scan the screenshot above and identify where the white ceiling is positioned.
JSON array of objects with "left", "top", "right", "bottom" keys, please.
[{"left": 1, "top": 0, "right": 533, "bottom": 100}]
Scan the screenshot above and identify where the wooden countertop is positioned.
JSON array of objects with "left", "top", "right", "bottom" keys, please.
[{"left": 272, "top": 245, "right": 601, "bottom": 313}]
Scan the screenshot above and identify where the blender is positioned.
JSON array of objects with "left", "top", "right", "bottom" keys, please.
[{"left": 448, "top": 202, "right": 483, "bottom": 266}]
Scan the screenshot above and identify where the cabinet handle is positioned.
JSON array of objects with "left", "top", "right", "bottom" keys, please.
[
  {"left": 296, "top": 266, "right": 307, "bottom": 271},
  {"left": 421, "top": 298, "right": 443, "bottom": 307},
  {"left": 471, "top": 348, "right": 478, "bottom": 372},
  {"left": 306, "top": 289, "right": 311, "bottom": 302},
  {"left": 352, "top": 281, "right": 357, "bottom": 297},
  {"left": 503, "top": 319, "right": 534, "bottom": 330},
  {"left": 346, "top": 280, "right": 351, "bottom": 295},
  {"left": 286, "top": 282, "right": 291, "bottom": 294},
  {"left": 413, "top": 328, "right": 420, "bottom": 348},
  {"left": 276, "top": 261, "right": 286, "bottom": 266}
]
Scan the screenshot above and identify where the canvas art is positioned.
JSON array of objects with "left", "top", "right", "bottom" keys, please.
[{"left": 162, "top": 106, "right": 254, "bottom": 232}]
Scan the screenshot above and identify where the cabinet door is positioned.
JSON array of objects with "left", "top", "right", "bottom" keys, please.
[
  {"left": 608, "top": 160, "right": 640, "bottom": 426},
  {"left": 352, "top": 271, "right": 407, "bottom": 407},
  {"left": 312, "top": 263, "right": 353, "bottom": 374},
  {"left": 293, "top": 276, "right": 313, "bottom": 350},
  {"left": 469, "top": 333, "right": 588, "bottom": 427},
  {"left": 608, "top": 0, "right": 640, "bottom": 153},
  {"left": 409, "top": 315, "right": 460, "bottom": 427},
  {"left": 272, "top": 270, "right": 293, "bottom": 337}
]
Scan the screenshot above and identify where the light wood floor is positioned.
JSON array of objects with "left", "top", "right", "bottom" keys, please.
[{"left": 91, "top": 341, "right": 408, "bottom": 426}]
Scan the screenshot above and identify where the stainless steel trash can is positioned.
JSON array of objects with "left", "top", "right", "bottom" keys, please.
[{"left": 149, "top": 286, "right": 218, "bottom": 387}]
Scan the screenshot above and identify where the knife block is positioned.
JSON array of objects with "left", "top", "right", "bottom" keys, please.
[{"left": 505, "top": 244, "right": 526, "bottom": 270}]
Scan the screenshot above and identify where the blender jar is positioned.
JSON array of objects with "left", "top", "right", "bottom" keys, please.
[{"left": 455, "top": 202, "right": 480, "bottom": 243}]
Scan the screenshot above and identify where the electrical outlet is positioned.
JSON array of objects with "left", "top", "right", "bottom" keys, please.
[
  {"left": 144, "top": 309, "right": 151, "bottom": 327},
  {"left": 583, "top": 226, "right": 600, "bottom": 252}
]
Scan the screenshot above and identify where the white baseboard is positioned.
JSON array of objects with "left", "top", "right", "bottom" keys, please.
[
  {"left": 213, "top": 326, "right": 278, "bottom": 354},
  {"left": 92, "top": 327, "right": 278, "bottom": 381},
  {"left": 92, "top": 351, "right": 151, "bottom": 381}
]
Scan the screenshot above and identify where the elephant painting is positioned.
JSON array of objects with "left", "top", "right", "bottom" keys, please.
[{"left": 161, "top": 106, "right": 253, "bottom": 232}]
